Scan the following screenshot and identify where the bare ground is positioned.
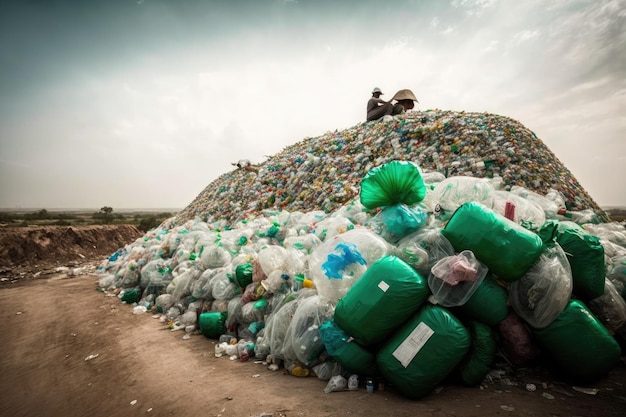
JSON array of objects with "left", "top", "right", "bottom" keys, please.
[{"left": 1, "top": 226, "right": 625, "bottom": 417}]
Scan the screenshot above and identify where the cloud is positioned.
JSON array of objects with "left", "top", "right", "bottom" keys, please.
[
  {"left": 0, "top": 0, "right": 624, "bottom": 208},
  {"left": 512, "top": 29, "right": 540, "bottom": 44},
  {"left": 451, "top": 0, "right": 498, "bottom": 16}
]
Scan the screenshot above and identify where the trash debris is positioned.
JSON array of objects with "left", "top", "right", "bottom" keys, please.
[
  {"left": 324, "top": 375, "right": 348, "bottom": 393},
  {"left": 94, "top": 113, "right": 625, "bottom": 402},
  {"left": 84, "top": 354, "right": 99, "bottom": 361},
  {"left": 572, "top": 386, "right": 599, "bottom": 395},
  {"left": 173, "top": 111, "right": 607, "bottom": 227}
]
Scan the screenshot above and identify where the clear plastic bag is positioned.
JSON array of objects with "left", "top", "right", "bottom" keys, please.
[
  {"left": 396, "top": 227, "right": 456, "bottom": 278},
  {"left": 367, "top": 203, "right": 429, "bottom": 243},
  {"left": 191, "top": 268, "right": 219, "bottom": 299},
  {"left": 428, "top": 250, "right": 488, "bottom": 307},
  {"left": 257, "top": 245, "right": 289, "bottom": 276},
  {"left": 508, "top": 243, "right": 573, "bottom": 329},
  {"left": 282, "top": 295, "right": 335, "bottom": 366},
  {"left": 312, "top": 361, "right": 343, "bottom": 381},
  {"left": 588, "top": 278, "right": 626, "bottom": 333},
  {"left": 323, "top": 375, "right": 348, "bottom": 393},
  {"left": 308, "top": 228, "right": 391, "bottom": 303},
  {"left": 311, "top": 216, "right": 356, "bottom": 241},
  {"left": 432, "top": 176, "right": 495, "bottom": 220},
  {"left": 493, "top": 190, "right": 546, "bottom": 227},
  {"left": 211, "top": 266, "right": 239, "bottom": 301},
  {"left": 510, "top": 185, "right": 561, "bottom": 219}
]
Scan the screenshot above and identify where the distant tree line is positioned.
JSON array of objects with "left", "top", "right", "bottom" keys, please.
[{"left": 0, "top": 207, "right": 173, "bottom": 231}]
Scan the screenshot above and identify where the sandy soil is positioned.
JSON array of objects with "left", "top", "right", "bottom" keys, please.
[{"left": 1, "top": 226, "right": 626, "bottom": 417}]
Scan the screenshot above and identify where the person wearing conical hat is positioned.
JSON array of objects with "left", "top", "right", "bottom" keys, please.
[
  {"left": 390, "top": 89, "right": 419, "bottom": 111},
  {"left": 366, "top": 87, "right": 404, "bottom": 121}
]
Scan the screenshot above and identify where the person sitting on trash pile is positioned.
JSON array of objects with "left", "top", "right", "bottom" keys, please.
[
  {"left": 366, "top": 87, "right": 419, "bottom": 121},
  {"left": 391, "top": 89, "right": 419, "bottom": 111},
  {"left": 366, "top": 87, "right": 403, "bottom": 121}
]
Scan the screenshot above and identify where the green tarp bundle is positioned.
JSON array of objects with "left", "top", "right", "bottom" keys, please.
[
  {"left": 318, "top": 319, "right": 378, "bottom": 376},
  {"left": 538, "top": 220, "right": 605, "bottom": 300},
  {"left": 533, "top": 299, "right": 621, "bottom": 382},
  {"left": 376, "top": 304, "right": 470, "bottom": 399},
  {"left": 334, "top": 255, "right": 430, "bottom": 347},
  {"left": 442, "top": 202, "right": 544, "bottom": 281},
  {"left": 359, "top": 160, "right": 426, "bottom": 209}
]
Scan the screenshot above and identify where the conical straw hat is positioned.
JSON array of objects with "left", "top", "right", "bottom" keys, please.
[{"left": 391, "top": 89, "right": 418, "bottom": 102}]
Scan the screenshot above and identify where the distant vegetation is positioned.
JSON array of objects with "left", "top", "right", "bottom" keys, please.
[
  {"left": 606, "top": 208, "right": 626, "bottom": 223},
  {"left": 0, "top": 207, "right": 176, "bottom": 232},
  {"left": 1, "top": 207, "right": 623, "bottom": 231}
]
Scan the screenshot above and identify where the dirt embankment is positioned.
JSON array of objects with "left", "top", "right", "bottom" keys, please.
[{"left": 0, "top": 225, "right": 142, "bottom": 279}]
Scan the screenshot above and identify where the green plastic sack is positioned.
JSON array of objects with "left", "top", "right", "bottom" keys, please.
[
  {"left": 376, "top": 304, "right": 470, "bottom": 399},
  {"left": 198, "top": 311, "right": 227, "bottom": 339},
  {"left": 442, "top": 202, "right": 544, "bottom": 281},
  {"left": 453, "top": 276, "right": 509, "bottom": 326},
  {"left": 334, "top": 255, "right": 430, "bottom": 347},
  {"left": 538, "top": 220, "right": 605, "bottom": 300},
  {"left": 533, "top": 299, "right": 621, "bottom": 382},
  {"left": 120, "top": 288, "right": 140, "bottom": 304},
  {"left": 359, "top": 160, "right": 426, "bottom": 209},
  {"left": 233, "top": 262, "right": 254, "bottom": 289},
  {"left": 319, "top": 319, "right": 378, "bottom": 376},
  {"left": 456, "top": 321, "right": 497, "bottom": 386}
]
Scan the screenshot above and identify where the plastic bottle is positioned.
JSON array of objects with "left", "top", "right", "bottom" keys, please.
[{"left": 366, "top": 377, "right": 374, "bottom": 393}]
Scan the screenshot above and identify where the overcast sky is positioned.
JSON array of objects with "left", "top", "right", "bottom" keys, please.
[{"left": 1, "top": 0, "right": 624, "bottom": 210}]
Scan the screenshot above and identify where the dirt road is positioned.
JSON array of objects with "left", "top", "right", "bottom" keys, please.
[{"left": 1, "top": 263, "right": 625, "bottom": 417}]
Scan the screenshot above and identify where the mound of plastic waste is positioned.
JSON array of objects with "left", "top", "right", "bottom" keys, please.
[
  {"left": 175, "top": 110, "right": 606, "bottom": 226},
  {"left": 97, "top": 113, "right": 625, "bottom": 400}
]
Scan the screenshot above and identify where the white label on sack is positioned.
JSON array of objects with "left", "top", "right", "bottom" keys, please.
[
  {"left": 378, "top": 280, "right": 390, "bottom": 292},
  {"left": 392, "top": 322, "right": 435, "bottom": 368}
]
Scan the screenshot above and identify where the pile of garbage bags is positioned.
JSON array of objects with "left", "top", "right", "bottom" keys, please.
[{"left": 98, "top": 160, "right": 625, "bottom": 400}]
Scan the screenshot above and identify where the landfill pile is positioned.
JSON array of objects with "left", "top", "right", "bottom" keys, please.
[
  {"left": 97, "top": 160, "right": 626, "bottom": 399},
  {"left": 175, "top": 110, "right": 607, "bottom": 227}
]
